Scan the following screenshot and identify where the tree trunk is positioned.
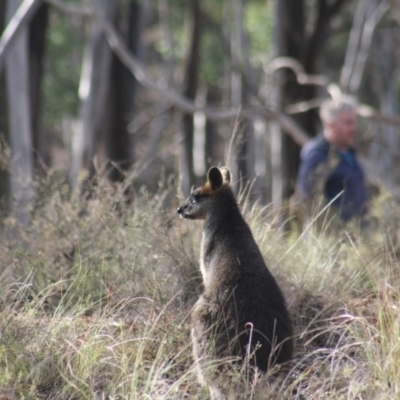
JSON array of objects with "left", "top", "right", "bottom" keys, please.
[
  {"left": 238, "top": 23, "right": 256, "bottom": 188},
  {"left": 179, "top": 0, "right": 201, "bottom": 197},
  {"left": 271, "top": 0, "right": 304, "bottom": 206},
  {"left": 204, "top": 84, "right": 223, "bottom": 169},
  {"left": 0, "top": 1, "right": 9, "bottom": 211},
  {"left": 29, "top": 3, "right": 49, "bottom": 175},
  {"left": 369, "top": 26, "right": 400, "bottom": 189},
  {"left": 71, "top": 0, "right": 117, "bottom": 188},
  {"left": 106, "top": 0, "right": 147, "bottom": 182},
  {"left": 273, "top": 0, "right": 347, "bottom": 204},
  {"left": 6, "top": 0, "right": 34, "bottom": 225},
  {"left": 140, "top": 0, "right": 173, "bottom": 175}
]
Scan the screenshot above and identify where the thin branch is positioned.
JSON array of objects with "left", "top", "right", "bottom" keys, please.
[
  {"left": 45, "top": 0, "right": 91, "bottom": 16},
  {"left": 286, "top": 98, "right": 325, "bottom": 114},
  {"left": 275, "top": 114, "right": 310, "bottom": 146},
  {"left": 266, "top": 57, "right": 329, "bottom": 86},
  {"left": 0, "top": 0, "right": 43, "bottom": 74},
  {"left": 286, "top": 96, "right": 400, "bottom": 127},
  {"left": 88, "top": 0, "right": 311, "bottom": 146},
  {"left": 357, "top": 104, "right": 400, "bottom": 125}
]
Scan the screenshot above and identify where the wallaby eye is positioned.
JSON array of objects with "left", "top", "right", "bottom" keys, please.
[{"left": 191, "top": 197, "right": 197, "bottom": 205}]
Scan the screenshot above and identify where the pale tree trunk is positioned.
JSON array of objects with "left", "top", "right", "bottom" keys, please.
[
  {"left": 349, "top": 0, "right": 388, "bottom": 94},
  {"left": 204, "top": 84, "right": 223, "bottom": 169},
  {"left": 229, "top": 0, "right": 256, "bottom": 192},
  {"left": 229, "top": 0, "right": 242, "bottom": 189},
  {"left": 229, "top": 0, "right": 244, "bottom": 188},
  {"left": 179, "top": 0, "right": 201, "bottom": 197},
  {"left": 0, "top": 2, "right": 9, "bottom": 210},
  {"left": 6, "top": 0, "right": 33, "bottom": 225},
  {"left": 369, "top": 27, "right": 400, "bottom": 190},
  {"left": 141, "top": 0, "right": 173, "bottom": 173},
  {"left": 254, "top": 119, "right": 270, "bottom": 203},
  {"left": 340, "top": 0, "right": 368, "bottom": 89},
  {"left": 71, "top": 0, "right": 118, "bottom": 188}
]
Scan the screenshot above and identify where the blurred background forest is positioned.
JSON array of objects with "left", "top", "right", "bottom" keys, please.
[
  {"left": 4, "top": 2, "right": 400, "bottom": 397},
  {"left": 1, "top": 0, "right": 400, "bottom": 222}
]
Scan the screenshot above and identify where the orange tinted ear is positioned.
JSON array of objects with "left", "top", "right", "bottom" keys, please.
[{"left": 207, "top": 167, "right": 223, "bottom": 191}]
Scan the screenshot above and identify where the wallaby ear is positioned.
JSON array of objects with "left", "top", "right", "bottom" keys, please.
[
  {"left": 219, "top": 166, "right": 231, "bottom": 185},
  {"left": 207, "top": 167, "right": 223, "bottom": 191}
]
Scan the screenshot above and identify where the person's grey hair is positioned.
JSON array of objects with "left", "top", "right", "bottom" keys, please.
[{"left": 320, "top": 99, "right": 356, "bottom": 123}]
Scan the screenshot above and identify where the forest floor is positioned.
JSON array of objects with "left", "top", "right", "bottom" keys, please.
[{"left": 1, "top": 173, "right": 400, "bottom": 399}]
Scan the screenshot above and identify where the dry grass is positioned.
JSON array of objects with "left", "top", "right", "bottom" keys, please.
[{"left": 1, "top": 172, "right": 400, "bottom": 399}]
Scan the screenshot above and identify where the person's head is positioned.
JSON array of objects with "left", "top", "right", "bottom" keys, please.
[{"left": 320, "top": 99, "right": 357, "bottom": 150}]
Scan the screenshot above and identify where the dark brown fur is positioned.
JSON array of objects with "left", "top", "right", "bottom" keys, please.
[{"left": 177, "top": 167, "right": 293, "bottom": 399}]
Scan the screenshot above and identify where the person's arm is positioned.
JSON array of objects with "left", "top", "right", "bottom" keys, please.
[
  {"left": 296, "top": 151, "right": 326, "bottom": 201},
  {"left": 294, "top": 147, "right": 340, "bottom": 226}
]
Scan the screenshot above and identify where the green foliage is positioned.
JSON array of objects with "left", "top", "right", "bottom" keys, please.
[
  {"left": 42, "top": 6, "right": 85, "bottom": 126},
  {"left": 245, "top": 1, "right": 274, "bottom": 60},
  {"left": 154, "top": 0, "right": 187, "bottom": 61},
  {"left": 201, "top": 29, "right": 225, "bottom": 87}
]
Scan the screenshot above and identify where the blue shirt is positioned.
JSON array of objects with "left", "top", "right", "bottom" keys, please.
[{"left": 296, "top": 135, "right": 368, "bottom": 221}]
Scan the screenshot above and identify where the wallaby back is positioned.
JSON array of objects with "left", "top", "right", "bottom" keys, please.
[{"left": 177, "top": 167, "right": 293, "bottom": 398}]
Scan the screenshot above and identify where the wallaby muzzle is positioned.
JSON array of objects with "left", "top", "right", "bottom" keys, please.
[{"left": 177, "top": 205, "right": 187, "bottom": 218}]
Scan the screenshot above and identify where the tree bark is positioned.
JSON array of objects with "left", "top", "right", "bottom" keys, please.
[
  {"left": 71, "top": 0, "right": 117, "bottom": 187},
  {"left": 29, "top": 3, "right": 49, "bottom": 174},
  {"left": 6, "top": 0, "right": 34, "bottom": 225},
  {"left": 140, "top": 0, "right": 173, "bottom": 174},
  {"left": 179, "top": 0, "right": 202, "bottom": 197},
  {"left": 272, "top": 0, "right": 305, "bottom": 205},
  {"left": 0, "top": 0, "right": 42, "bottom": 73},
  {"left": 204, "top": 84, "right": 223, "bottom": 169},
  {"left": 0, "top": 1, "right": 9, "bottom": 210},
  {"left": 106, "top": 0, "right": 146, "bottom": 182},
  {"left": 227, "top": 0, "right": 256, "bottom": 191},
  {"left": 273, "top": 0, "right": 348, "bottom": 203}
]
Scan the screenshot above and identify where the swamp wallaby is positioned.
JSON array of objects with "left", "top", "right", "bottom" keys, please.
[{"left": 177, "top": 166, "right": 293, "bottom": 399}]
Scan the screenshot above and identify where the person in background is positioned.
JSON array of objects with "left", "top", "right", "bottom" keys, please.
[{"left": 295, "top": 99, "right": 368, "bottom": 222}]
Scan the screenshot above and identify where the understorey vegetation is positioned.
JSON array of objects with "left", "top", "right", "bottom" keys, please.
[{"left": 0, "top": 172, "right": 399, "bottom": 399}]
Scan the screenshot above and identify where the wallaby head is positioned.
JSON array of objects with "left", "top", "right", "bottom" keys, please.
[{"left": 177, "top": 166, "right": 231, "bottom": 220}]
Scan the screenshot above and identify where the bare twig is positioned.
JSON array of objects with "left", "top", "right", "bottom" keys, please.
[
  {"left": 286, "top": 99, "right": 326, "bottom": 114},
  {"left": 275, "top": 114, "right": 310, "bottom": 146},
  {"left": 0, "top": 0, "right": 43, "bottom": 74}
]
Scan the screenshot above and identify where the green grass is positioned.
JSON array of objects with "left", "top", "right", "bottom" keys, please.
[{"left": 1, "top": 173, "right": 400, "bottom": 399}]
